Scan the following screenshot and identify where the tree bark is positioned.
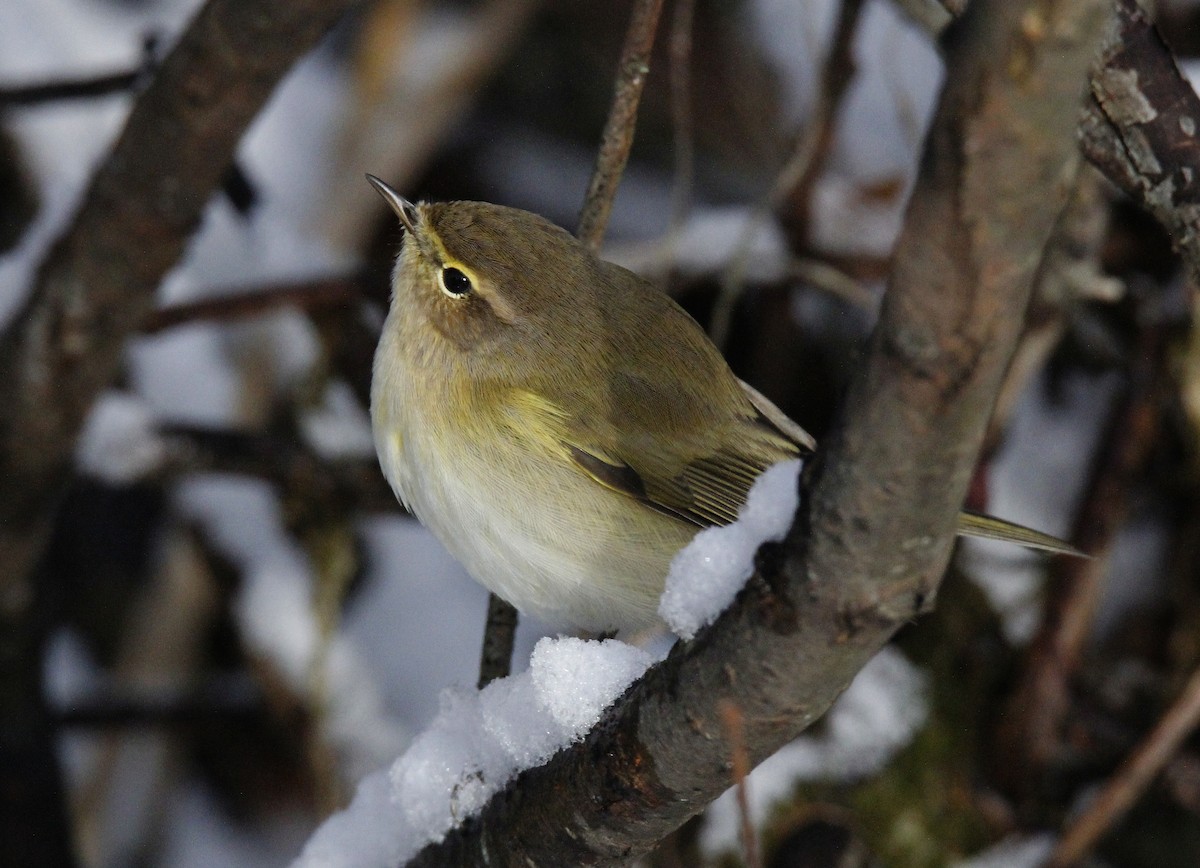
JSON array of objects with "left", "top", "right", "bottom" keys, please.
[{"left": 0, "top": 0, "right": 360, "bottom": 860}]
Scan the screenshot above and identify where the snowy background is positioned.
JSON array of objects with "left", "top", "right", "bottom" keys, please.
[{"left": 3, "top": 0, "right": 1197, "bottom": 866}]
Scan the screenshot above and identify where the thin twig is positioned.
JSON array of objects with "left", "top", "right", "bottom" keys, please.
[
  {"left": 478, "top": 595, "right": 520, "bottom": 689},
  {"left": 649, "top": 0, "right": 697, "bottom": 288},
  {"left": 0, "top": 37, "right": 158, "bottom": 108},
  {"left": 575, "top": 0, "right": 667, "bottom": 251},
  {"left": 0, "top": 69, "right": 143, "bottom": 107},
  {"left": 54, "top": 678, "right": 262, "bottom": 729},
  {"left": 155, "top": 425, "right": 401, "bottom": 514},
  {"left": 709, "top": 0, "right": 866, "bottom": 348},
  {"left": 995, "top": 326, "right": 1168, "bottom": 797},
  {"left": 141, "top": 276, "right": 363, "bottom": 334},
  {"left": 1047, "top": 665, "right": 1200, "bottom": 867},
  {"left": 719, "top": 700, "right": 761, "bottom": 868},
  {"left": 666, "top": 0, "right": 696, "bottom": 238},
  {"left": 788, "top": 257, "right": 877, "bottom": 312},
  {"left": 474, "top": 0, "right": 670, "bottom": 689}
]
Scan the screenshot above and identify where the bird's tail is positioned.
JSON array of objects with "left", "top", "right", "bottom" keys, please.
[{"left": 957, "top": 511, "right": 1082, "bottom": 556}]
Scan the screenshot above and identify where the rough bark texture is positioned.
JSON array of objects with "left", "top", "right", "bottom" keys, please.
[
  {"left": 0, "top": 1, "right": 359, "bottom": 862},
  {"left": 405, "top": 0, "right": 1109, "bottom": 864},
  {"left": 1081, "top": 0, "right": 1200, "bottom": 281}
]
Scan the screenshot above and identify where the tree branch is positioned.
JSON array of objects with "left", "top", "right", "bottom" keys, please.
[
  {"left": 140, "top": 276, "right": 364, "bottom": 334},
  {"left": 994, "top": 324, "right": 1167, "bottom": 798},
  {"left": 1080, "top": 0, "right": 1200, "bottom": 282},
  {"left": 0, "top": 36, "right": 158, "bottom": 107},
  {"left": 1048, "top": 663, "right": 1200, "bottom": 866},
  {"left": 575, "top": 0, "right": 667, "bottom": 251},
  {"left": 892, "top": 0, "right": 1200, "bottom": 282},
  {"left": 0, "top": 0, "right": 361, "bottom": 601},
  {"left": 0, "top": 0, "right": 360, "bottom": 859},
  {"left": 405, "top": 0, "right": 1108, "bottom": 864},
  {"left": 476, "top": 0, "right": 672, "bottom": 688}
]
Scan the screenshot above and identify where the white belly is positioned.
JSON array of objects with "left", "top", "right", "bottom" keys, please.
[{"left": 372, "top": 359, "right": 693, "bottom": 633}]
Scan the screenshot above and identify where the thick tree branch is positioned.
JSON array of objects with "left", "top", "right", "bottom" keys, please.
[
  {"left": 0, "top": 0, "right": 361, "bottom": 598},
  {"left": 405, "top": 1, "right": 1107, "bottom": 864},
  {"left": 0, "top": 0, "right": 359, "bottom": 860}
]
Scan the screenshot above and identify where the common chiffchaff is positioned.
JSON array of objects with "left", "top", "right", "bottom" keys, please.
[{"left": 366, "top": 175, "right": 1073, "bottom": 635}]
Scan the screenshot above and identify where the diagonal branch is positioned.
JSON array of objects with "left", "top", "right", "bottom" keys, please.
[
  {"left": 404, "top": 1, "right": 1108, "bottom": 864},
  {"left": 575, "top": 0, "right": 667, "bottom": 251},
  {"left": 0, "top": 0, "right": 361, "bottom": 600},
  {"left": 0, "top": 0, "right": 360, "bottom": 859},
  {"left": 1048, "top": 663, "right": 1200, "bottom": 866}
]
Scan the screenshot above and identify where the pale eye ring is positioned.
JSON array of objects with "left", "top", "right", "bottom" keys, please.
[{"left": 439, "top": 266, "right": 472, "bottom": 297}]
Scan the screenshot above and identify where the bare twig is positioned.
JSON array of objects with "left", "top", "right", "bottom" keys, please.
[
  {"left": 719, "top": 700, "right": 761, "bottom": 868},
  {"left": 1047, "top": 665, "right": 1200, "bottom": 867},
  {"left": 404, "top": 1, "right": 1107, "bottom": 863},
  {"left": 478, "top": 594, "right": 521, "bottom": 689},
  {"left": 140, "top": 276, "right": 364, "bottom": 334},
  {"left": 54, "top": 677, "right": 261, "bottom": 729},
  {"left": 710, "top": 0, "right": 867, "bottom": 348},
  {"left": 995, "top": 326, "right": 1168, "bottom": 797},
  {"left": 788, "top": 257, "right": 877, "bottom": 312},
  {"left": 667, "top": 0, "right": 696, "bottom": 237},
  {"left": 473, "top": 0, "right": 670, "bottom": 688},
  {"left": 0, "top": 69, "right": 144, "bottom": 107},
  {"left": 0, "top": 38, "right": 158, "bottom": 107},
  {"left": 575, "top": 0, "right": 667, "bottom": 251},
  {"left": 650, "top": 0, "right": 698, "bottom": 288},
  {"left": 155, "top": 425, "right": 400, "bottom": 514}
]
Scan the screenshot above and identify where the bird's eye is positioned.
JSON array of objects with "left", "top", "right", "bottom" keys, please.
[{"left": 439, "top": 266, "right": 472, "bottom": 297}]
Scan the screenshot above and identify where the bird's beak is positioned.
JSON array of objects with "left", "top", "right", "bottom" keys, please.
[{"left": 366, "top": 174, "right": 419, "bottom": 235}]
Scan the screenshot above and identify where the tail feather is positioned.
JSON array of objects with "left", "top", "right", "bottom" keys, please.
[{"left": 957, "top": 511, "right": 1082, "bottom": 557}]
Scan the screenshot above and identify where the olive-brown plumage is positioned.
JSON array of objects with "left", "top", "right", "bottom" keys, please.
[{"left": 366, "top": 177, "right": 1074, "bottom": 634}]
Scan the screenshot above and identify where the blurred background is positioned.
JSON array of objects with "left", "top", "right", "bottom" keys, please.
[{"left": 3, "top": 0, "right": 1200, "bottom": 865}]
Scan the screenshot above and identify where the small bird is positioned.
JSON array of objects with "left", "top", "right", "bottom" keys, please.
[{"left": 366, "top": 175, "right": 1073, "bottom": 635}]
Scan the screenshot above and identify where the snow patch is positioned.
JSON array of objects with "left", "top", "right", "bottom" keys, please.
[
  {"left": 75, "top": 391, "right": 166, "bottom": 484},
  {"left": 295, "top": 636, "right": 653, "bottom": 866},
  {"left": 660, "top": 459, "right": 802, "bottom": 640}
]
